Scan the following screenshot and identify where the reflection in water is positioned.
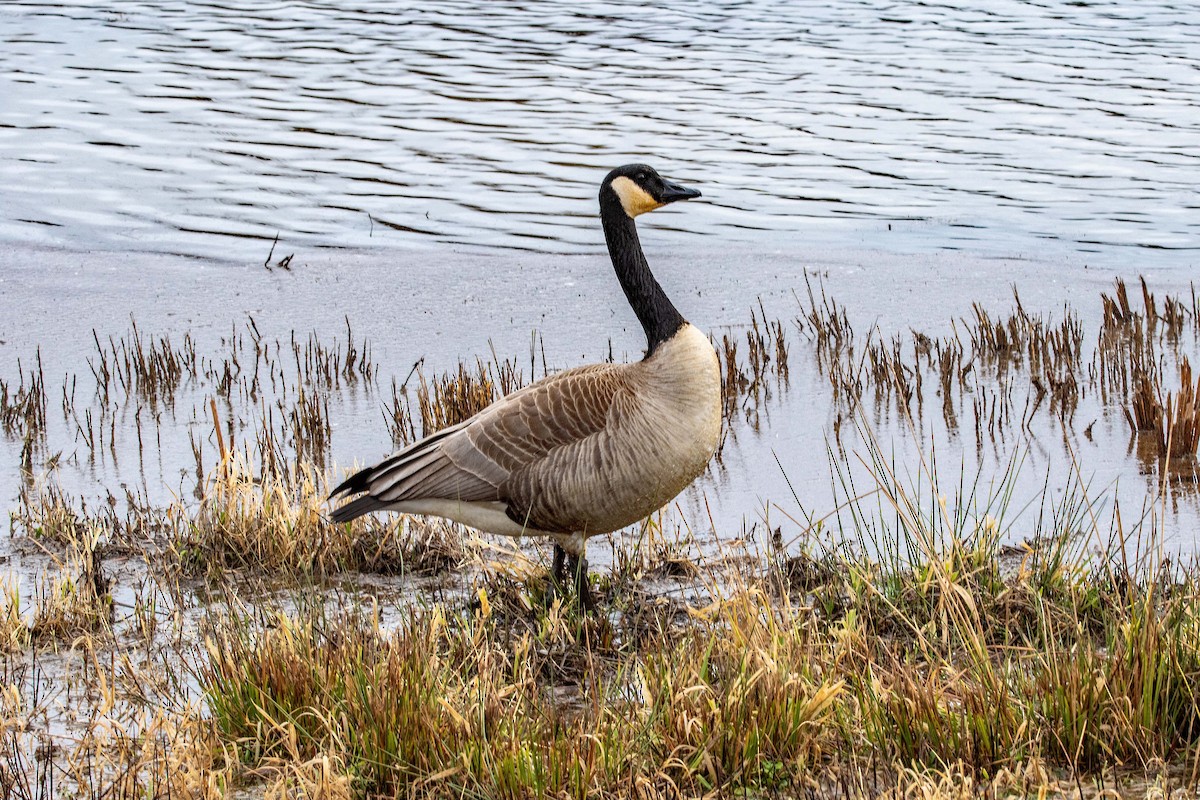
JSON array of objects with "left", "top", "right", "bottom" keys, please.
[{"left": 1, "top": 1, "right": 1198, "bottom": 263}]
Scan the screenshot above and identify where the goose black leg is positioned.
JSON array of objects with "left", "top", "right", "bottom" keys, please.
[
  {"left": 570, "top": 552, "right": 596, "bottom": 613},
  {"left": 550, "top": 545, "right": 595, "bottom": 612},
  {"left": 552, "top": 543, "right": 566, "bottom": 585},
  {"left": 547, "top": 543, "right": 567, "bottom": 606}
]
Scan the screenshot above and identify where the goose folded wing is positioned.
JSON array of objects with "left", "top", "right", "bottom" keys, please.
[{"left": 357, "top": 364, "right": 635, "bottom": 509}]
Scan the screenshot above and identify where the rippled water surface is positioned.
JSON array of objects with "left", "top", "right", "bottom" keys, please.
[{"left": 2, "top": 0, "right": 1198, "bottom": 263}]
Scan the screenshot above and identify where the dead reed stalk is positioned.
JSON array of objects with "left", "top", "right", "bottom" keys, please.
[{"left": 1125, "top": 357, "right": 1200, "bottom": 459}]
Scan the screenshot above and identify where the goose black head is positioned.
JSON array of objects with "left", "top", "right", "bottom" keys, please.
[{"left": 602, "top": 164, "right": 701, "bottom": 218}]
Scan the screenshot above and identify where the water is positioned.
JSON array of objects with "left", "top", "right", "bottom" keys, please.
[
  {"left": 2, "top": 1, "right": 1200, "bottom": 556},
  {"left": 1, "top": 0, "right": 1197, "bottom": 264},
  {"left": 3, "top": 243, "right": 1198, "bottom": 556}
]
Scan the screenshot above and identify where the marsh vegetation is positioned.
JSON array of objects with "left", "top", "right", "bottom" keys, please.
[{"left": 3, "top": 277, "right": 1200, "bottom": 797}]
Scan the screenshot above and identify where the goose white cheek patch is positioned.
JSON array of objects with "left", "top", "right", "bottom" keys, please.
[{"left": 610, "top": 176, "right": 663, "bottom": 217}]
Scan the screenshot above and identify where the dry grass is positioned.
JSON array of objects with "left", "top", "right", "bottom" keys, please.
[
  {"left": 14, "top": 278, "right": 1200, "bottom": 508},
  {"left": 0, "top": 352, "right": 47, "bottom": 473},
  {"left": 198, "top": 589, "right": 842, "bottom": 798},
  {"left": 181, "top": 439, "right": 1200, "bottom": 798},
  {"left": 0, "top": 577, "right": 29, "bottom": 653},
  {"left": 798, "top": 279, "right": 1093, "bottom": 447},
  {"left": 1, "top": 687, "right": 224, "bottom": 799},
  {"left": 384, "top": 351, "right": 529, "bottom": 447},
  {"left": 169, "top": 450, "right": 466, "bottom": 578},
  {"left": 10, "top": 482, "right": 89, "bottom": 546},
  {"left": 29, "top": 525, "right": 113, "bottom": 644}
]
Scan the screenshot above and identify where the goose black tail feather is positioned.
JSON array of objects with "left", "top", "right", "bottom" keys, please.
[
  {"left": 330, "top": 494, "right": 385, "bottom": 524},
  {"left": 329, "top": 465, "right": 373, "bottom": 499},
  {"left": 329, "top": 420, "right": 470, "bottom": 501}
]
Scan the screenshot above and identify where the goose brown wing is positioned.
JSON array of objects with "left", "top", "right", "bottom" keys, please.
[
  {"left": 442, "top": 363, "right": 634, "bottom": 510},
  {"left": 334, "top": 363, "right": 634, "bottom": 517}
]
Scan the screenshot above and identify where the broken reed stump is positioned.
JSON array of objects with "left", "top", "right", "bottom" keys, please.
[{"left": 1125, "top": 357, "right": 1200, "bottom": 459}]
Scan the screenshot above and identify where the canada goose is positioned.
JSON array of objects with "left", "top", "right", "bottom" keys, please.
[{"left": 330, "top": 164, "right": 720, "bottom": 609}]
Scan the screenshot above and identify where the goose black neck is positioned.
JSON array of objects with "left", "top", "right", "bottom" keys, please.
[{"left": 600, "top": 192, "right": 685, "bottom": 356}]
